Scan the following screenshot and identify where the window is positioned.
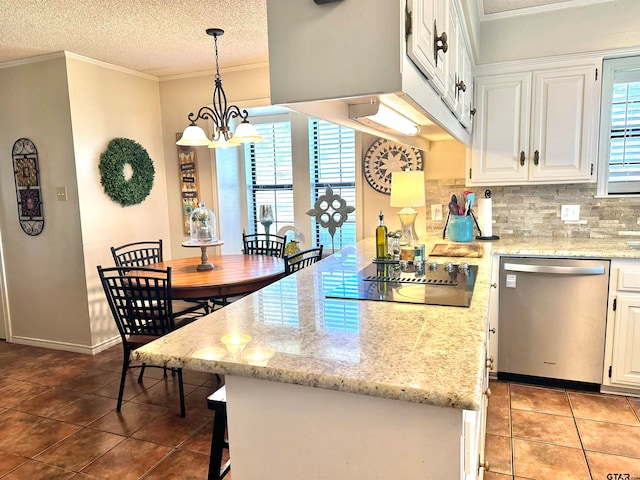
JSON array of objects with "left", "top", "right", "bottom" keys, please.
[
  {"left": 246, "top": 121, "right": 294, "bottom": 233},
  {"left": 245, "top": 114, "right": 357, "bottom": 251},
  {"left": 309, "top": 119, "right": 356, "bottom": 251},
  {"left": 599, "top": 56, "right": 640, "bottom": 195}
]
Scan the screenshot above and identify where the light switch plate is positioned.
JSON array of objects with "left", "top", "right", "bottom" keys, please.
[
  {"left": 56, "top": 186, "right": 67, "bottom": 202},
  {"left": 561, "top": 204, "right": 580, "bottom": 221}
]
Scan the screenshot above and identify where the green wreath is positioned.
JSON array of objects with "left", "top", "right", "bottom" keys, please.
[{"left": 99, "top": 138, "right": 155, "bottom": 207}]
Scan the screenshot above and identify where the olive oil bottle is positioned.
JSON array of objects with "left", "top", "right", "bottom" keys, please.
[{"left": 375, "top": 210, "right": 388, "bottom": 259}]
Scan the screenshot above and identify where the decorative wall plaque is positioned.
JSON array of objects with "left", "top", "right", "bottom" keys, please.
[
  {"left": 176, "top": 134, "right": 201, "bottom": 234},
  {"left": 363, "top": 139, "right": 423, "bottom": 194},
  {"left": 12, "top": 138, "right": 44, "bottom": 236}
]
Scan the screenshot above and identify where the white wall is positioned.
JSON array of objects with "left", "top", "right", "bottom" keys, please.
[
  {"left": 159, "top": 64, "right": 271, "bottom": 259},
  {"left": 0, "top": 54, "right": 92, "bottom": 348},
  {"left": 66, "top": 54, "right": 171, "bottom": 348},
  {"left": 479, "top": 0, "right": 640, "bottom": 64},
  {"left": 0, "top": 53, "right": 171, "bottom": 352},
  {"left": 359, "top": 134, "right": 466, "bottom": 239}
]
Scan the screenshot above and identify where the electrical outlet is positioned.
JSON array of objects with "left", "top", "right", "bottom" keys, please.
[
  {"left": 431, "top": 204, "right": 443, "bottom": 221},
  {"left": 561, "top": 204, "right": 580, "bottom": 222}
]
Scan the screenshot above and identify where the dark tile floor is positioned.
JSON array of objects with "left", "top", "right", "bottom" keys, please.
[
  {"left": 4, "top": 338, "right": 640, "bottom": 480},
  {"left": 0, "top": 340, "right": 229, "bottom": 479},
  {"left": 485, "top": 380, "right": 640, "bottom": 480}
]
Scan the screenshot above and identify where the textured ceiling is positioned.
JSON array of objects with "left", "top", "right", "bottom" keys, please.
[
  {"left": 0, "top": 0, "right": 615, "bottom": 79},
  {"left": 0, "top": 0, "right": 268, "bottom": 78}
]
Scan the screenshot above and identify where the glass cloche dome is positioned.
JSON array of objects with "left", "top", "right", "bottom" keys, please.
[{"left": 189, "top": 202, "right": 218, "bottom": 243}]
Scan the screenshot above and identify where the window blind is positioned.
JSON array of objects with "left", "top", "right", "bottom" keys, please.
[
  {"left": 309, "top": 119, "right": 356, "bottom": 250},
  {"left": 605, "top": 64, "right": 640, "bottom": 194},
  {"left": 247, "top": 121, "right": 294, "bottom": 232}
]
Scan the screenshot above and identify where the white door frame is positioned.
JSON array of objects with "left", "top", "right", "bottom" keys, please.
[{"left": 0, "top": 225, "right": 10, "bottom": 340}]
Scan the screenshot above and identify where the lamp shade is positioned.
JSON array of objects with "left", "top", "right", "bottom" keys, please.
[
  {"left": 390, "top": 170, "right": 426, "bottom": 207},
  {"left": 231, "top": 121, "right": 264, "bottom": 144},
  {"left": 176, "top": 125, "right": 211, "bottom": 146}
]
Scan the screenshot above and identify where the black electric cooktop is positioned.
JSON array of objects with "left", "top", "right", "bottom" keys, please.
[{"left": 326, "top": 261, "right": 478, "bottom": 308}]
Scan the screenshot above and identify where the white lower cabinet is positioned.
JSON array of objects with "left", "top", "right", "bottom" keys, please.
[
  {"left": 603, "top": 259, "right": 640, "bottom": 392},
  {"left": 487, "top": 255, "right": 499, "bottom": 378},
  {"left": 462, "top": 323, "right": 491, "bottom": 479}
]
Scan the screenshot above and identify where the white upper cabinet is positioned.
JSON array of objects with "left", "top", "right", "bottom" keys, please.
[
  {"left": 470, "top": 72, "right": 532, "bottom": 184},
  {"left": 407, "top": 0, "right": 473, "bottom": 132},
  {"left": 468, "top": 62, "right": 600, "bottom": 186},
  {"left": 407, "top": 0, "right": 449, "bottom": 96},
  {"left": 266, "top": 0, "right": 473, "bottom": 148}
]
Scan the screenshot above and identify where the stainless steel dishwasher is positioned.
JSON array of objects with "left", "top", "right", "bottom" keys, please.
[{"left": 498, "top": 257, "right": 610, "bottom": 388}]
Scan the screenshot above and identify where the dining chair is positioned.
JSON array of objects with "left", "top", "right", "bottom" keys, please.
[
  {"left": 284, "top": 246, "right": 324, "bottom": 275},
  {"left": 207, "top": 385, "right": 230, "bottom": 480},
  {"left": 111, "top": 240, "right": 210, "bottom": 319},
  {"left": 97, "top": 265, "right": 186, "bottom": 417},
  {"left": 242, "top": 232, "right": 286, "bottom": 257}
]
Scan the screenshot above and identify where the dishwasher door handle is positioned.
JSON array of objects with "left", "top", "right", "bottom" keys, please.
[{"left": 503, "top": 263, "right": 606, "bottom": 275}]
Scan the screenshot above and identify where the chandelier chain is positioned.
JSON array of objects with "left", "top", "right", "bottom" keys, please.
[{"left": 213, "top": 33, "right": 221, "bottom": 81}]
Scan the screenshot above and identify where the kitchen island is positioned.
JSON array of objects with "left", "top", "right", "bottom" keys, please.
[{"left": 134, "top": 237, "right": 493, "bottom": 479}]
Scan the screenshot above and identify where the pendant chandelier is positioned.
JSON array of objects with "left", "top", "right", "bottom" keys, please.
[{"left": 176, "top": 28, "right": 263, "bottom": 149}]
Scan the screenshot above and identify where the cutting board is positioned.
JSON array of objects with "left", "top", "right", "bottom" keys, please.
[{"left": 429, "top": 243, "right": 484, "bottom": 258}]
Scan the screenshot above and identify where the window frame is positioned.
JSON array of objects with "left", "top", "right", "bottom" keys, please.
[
  {"left": 309, "top": 118, "right": 357, "bottom": 252},
  {"left": 244, "top": 115, "right": 295, "bottom": 235},
  {"left": 597, "top": 55, "right": 640, "bottom": 196}
]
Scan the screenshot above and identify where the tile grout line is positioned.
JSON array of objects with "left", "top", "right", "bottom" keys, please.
[
  {"left": 508, "top": 381, "right": 515, "bottom": 479},
  {"left": 566, "top": 389, "right": 594, "bottom": 480}
]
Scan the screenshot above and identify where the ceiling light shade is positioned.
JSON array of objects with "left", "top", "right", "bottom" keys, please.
[
  {"left": 207, "top": 138, "right": 235, "bottom": 149},
  {"left": 176, "top": 125, "right": 211, "bottom": 146},
  {"left": 176, "top": 28, "right": 262, "bottom": 149},
  {"left": 350, "top": 102, "right": 421, "bottom": 137},
  {"left": 231, "top": 120, "right": 264, "bottom": 144}
]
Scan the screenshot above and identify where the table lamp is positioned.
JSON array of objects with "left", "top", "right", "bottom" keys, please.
[{"left": 390, "top": 170, "right": 425, "bottom": 246}]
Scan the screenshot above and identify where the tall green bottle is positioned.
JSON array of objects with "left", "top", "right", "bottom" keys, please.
[{"left": 375, "top": 210, "right": 388, "bottom": 259}]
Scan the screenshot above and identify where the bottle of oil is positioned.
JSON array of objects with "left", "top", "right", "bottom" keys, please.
[{"left": 376, "top": 210, "right": 388, "bottom": 259}]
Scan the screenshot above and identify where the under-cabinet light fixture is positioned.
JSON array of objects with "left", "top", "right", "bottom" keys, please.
[{"left": 349, "top": 101, "right": 420, "bottom": 136}]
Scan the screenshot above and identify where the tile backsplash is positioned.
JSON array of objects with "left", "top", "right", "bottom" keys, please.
[{"left": 426, "top": 179, "right": 640, "bottom": 239}]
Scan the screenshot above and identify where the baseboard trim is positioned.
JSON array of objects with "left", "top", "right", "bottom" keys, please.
[
  {"left": 9, "top": 335, "right": 121, "bottom": 355},
  {"left": 497, "top": 372, "right": 600, "bottom": 392},
  {"left": 600, "top": 384, "right": 640, "bottom": 398}
]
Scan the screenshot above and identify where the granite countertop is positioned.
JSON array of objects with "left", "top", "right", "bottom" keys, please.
[
  {"left": 133, "top": 234, "right": 640, "bottom": 413},
  {"left": 134, "top": 236, "right": 493, "bottom": 412},
  {"left": 489, "top": 235, "right": 640, "bottom": 258}
]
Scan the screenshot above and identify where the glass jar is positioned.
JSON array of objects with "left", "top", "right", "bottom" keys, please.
[
  {"left": 448, "top": 215, "right": 474, "bottom": 242},
  {"left": 189, "top": 202, "right": 218, "bottom": 243}
]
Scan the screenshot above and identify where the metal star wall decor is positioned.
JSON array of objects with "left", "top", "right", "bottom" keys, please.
[{"left": 363, "top": 139, "right": 423, "bottom": 194}]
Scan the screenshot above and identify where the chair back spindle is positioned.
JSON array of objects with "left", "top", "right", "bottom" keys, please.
[
  {"left": 242, "top": 233, "right": 286, "bottom": 257},
  {"left": 284, "top": 246, "right": 323, "bottom": 275},
  {"left": 111, "top": 240, "right": 163, "bottom": 268}
]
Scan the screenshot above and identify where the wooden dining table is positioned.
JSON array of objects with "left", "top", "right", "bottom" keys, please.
[{"left": 149, "top": 254, "right": 286, "bottom": 300}]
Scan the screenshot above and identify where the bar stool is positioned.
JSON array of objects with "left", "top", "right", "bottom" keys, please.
[{"left": 208, "top": 385, "right": 230, "bottom": 480}]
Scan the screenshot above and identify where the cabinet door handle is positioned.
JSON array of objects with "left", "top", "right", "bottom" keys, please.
[
  {"left": 456, "top": 80, "right": 466, "bottom": 93},
  {"left": 520, "top": 151, "right": 525, "bottom": 166},
  {"left": 486, "top": 357, "right": 495, "bottom": 369},
  {"left": 534, "top": 150, "right": 540, "bottom": 166},
  {"left": 433, "top": 19, "right": 448, "bottom": 65}
]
